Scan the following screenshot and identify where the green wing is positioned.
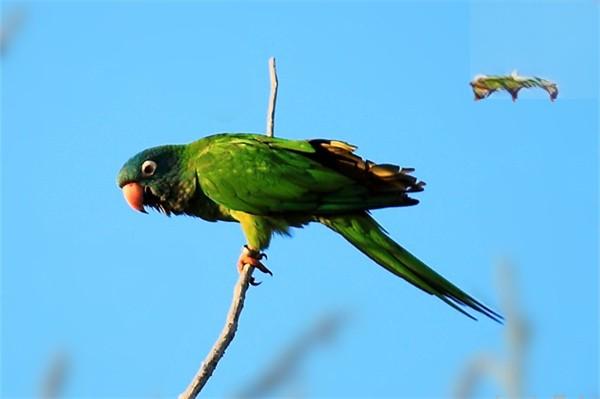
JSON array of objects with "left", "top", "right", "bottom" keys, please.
[
  {"left": 190, "top": 134, "right": 422, "bottom": 215},
  {"left": 470, "top": 72, "right": 558, "bottom": 101}
]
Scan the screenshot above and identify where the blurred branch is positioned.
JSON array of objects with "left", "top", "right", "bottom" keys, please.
[
  {"left": 179, "top": 58, "right": 280, "bottom": 399},
  {"left": 498, "top": 263, "right": 529, "bottom": 399},
  {"left": 454, "top": 354, "right": 505, "bottom": 399},
  {"left": 0, "top": 6, "right": 25, "bottom": 58},
  {"left": 40, "top": 351, "right": 69, "bottom": 399},
  {"left": 454, "top": 261, "right": 529, "bottom": 399},
  {"left": 233, "top": 312, "right": 348, "bottom": 399}
]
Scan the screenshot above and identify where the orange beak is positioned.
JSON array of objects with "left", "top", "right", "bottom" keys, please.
[{"left": 122, "top": 182, "right": 147, "bottom": 213}]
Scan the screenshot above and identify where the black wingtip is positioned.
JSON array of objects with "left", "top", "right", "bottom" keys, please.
[
  {"left": 464, "top": 300, "right": 504, "bottom": 324},
  {"left": 441, "top": 294, "right": 504, "bottom": 324},
  {"left": 470, "top": 298, "right": 504, "bottom": 324}
]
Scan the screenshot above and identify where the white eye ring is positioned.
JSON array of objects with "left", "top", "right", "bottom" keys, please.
[{"left": 141, "top": 160, "right": 157, "bottom": 177}]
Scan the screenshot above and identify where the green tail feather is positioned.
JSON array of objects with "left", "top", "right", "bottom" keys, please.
[{"left": 320, "top": 212, "right": 502, "bottom": 322}]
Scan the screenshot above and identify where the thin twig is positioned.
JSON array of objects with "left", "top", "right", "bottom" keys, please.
[
  {"left": 179, "top": 265, "right": 255, "bottom": 399},
  {"left": 179, "top": 58, "right": 280, "bottom": 398},
  {"left": 266, "top": 57, "right": 278, "bottom": 137}
]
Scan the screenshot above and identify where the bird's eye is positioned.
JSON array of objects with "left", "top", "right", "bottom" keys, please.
[{"left": 141, "top": 160, "right": 157, "bottom": 177}]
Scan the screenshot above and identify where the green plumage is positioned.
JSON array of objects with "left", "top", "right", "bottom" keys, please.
[
  {"left": 470, "top": 72, "right": 558, "bottom": 101},
  {"left": 117, "top": 133, "right": 501, "bottom": 322}
]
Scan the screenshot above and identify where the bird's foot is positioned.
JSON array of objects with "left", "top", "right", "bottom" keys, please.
[{"left": 237, "top": 245, "right": 272, "bottom": 286}]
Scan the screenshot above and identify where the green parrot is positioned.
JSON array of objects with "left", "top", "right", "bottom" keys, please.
[
  {"left": 470, "top": 71, "right": 558, "bottom": 102},
  {"left": 117, "top": 133, "right": 501, "bottom": 322}
]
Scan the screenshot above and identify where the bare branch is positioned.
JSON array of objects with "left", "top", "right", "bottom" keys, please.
[
  {"left": 266, "top": 57, "right": 278, "bottom": 137},
  {"left": 178, "top": 264, "right": 256, "bottom": 399},
  {"left": 179, "top": 58, "right": 281, "bottom": 398}
]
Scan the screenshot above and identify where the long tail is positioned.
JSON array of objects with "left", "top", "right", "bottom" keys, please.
[{"left": 319, "top": 212, "right": 502, "bottom": 322}]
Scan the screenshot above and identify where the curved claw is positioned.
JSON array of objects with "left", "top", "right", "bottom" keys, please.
[
  {"left": 254, "top": 261, "right": 273, "bottom": 276},
  {"left": 238, "top": 246, "right": 273, "bottom": 277},
  {"left": 249, "top": 278, "right": 262, "bottom": 286}
]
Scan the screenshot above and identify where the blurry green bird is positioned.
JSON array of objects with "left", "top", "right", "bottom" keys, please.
[{"left": 117, "top": 133, "right": 501, "bottom": 322}]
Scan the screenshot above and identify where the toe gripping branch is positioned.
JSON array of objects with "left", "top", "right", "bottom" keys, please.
[{"left": 238, "top": 245, "right": 273, "bottom": 286}]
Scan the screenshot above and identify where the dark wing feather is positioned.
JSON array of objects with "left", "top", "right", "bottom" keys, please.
[{"left": 193, "top": 134, "right": 424, "bottom": 215}]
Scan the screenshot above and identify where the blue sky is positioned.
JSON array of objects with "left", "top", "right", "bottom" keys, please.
[{"left": 1, "top": 1, "right": 597, "bottom": 398}]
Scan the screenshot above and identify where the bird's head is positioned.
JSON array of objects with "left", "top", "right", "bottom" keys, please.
[{"left": 117, "top": 144, "right": 195, "bottom": 215}]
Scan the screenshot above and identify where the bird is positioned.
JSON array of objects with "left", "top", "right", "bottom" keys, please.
[{"left": 117, "top": 133, "right": 502, "bottom": 322}]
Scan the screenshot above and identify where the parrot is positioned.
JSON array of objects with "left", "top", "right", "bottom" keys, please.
[
  {"left": 117, "top": 133, "right": 502, "bottom": 322},
  {"left": 470, "top": 71, "right": 558, "bottom": 102}
]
